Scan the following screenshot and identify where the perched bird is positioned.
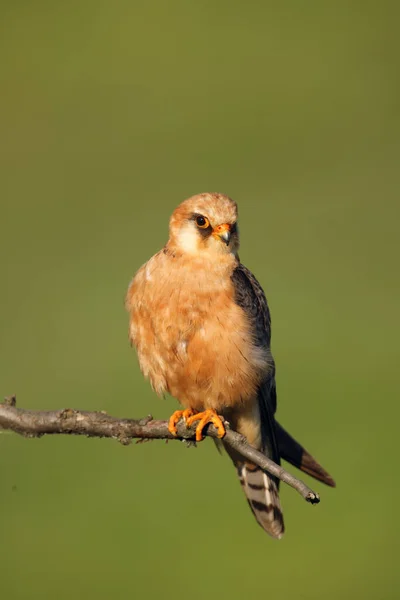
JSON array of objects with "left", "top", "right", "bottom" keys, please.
[{"left": 126, "top": 193, "right": 335, "bottom": 538}]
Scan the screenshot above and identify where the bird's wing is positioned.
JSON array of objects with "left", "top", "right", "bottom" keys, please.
[
  {"left": 231, "top": 263, "right": 279, "bottom": 454},
  {"left": 229, "top": 263, "right": 284, "bottom": 538},
  {"left": 275, "top": 421, "right": 336, "bottom": 487}
]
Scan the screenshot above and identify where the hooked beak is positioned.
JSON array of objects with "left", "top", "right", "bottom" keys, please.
[{"left": 213, "top": 223, "right": 231, "bottom": 245}]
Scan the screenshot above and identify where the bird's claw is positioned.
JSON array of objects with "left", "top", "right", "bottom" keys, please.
[
  {"left": 168, "top": 408, "right": 196, "bottom": 436},
  {"left": 168, "top": 408, "right": 226, "bottom": 441},
  {"left": 186, "top": 409, "right": 226, "bottom": 441}
]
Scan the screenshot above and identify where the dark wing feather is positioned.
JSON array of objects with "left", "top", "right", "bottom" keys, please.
[
  {"left": 275, "top": 420, "right": 336, "bottom": 487},
  {"left": 230, "top": 264, "right": 271, "bottom": 348},
  {"left": 231, "top": 264, "right": 335, "bottom": 509},
  {"left": 231, "top": 264, "right": 280, "bottom": 474}
]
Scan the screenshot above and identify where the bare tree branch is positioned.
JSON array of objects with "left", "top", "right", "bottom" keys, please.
[{"left": 0, "top": 395, "right": 320, "bottom": 504}]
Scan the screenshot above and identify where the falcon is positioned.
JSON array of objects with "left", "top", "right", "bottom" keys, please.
[{"left": 126, "top": 192, "right": 335, "bottom": 538}]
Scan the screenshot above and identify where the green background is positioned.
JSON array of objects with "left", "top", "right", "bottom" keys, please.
[{"left": 1, "top": 2, "right": 398, "bottom": 599}]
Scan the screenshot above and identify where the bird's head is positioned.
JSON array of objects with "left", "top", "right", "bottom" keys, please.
[{"left": 168, "top": 193, "right": 239, "bottom": 257}]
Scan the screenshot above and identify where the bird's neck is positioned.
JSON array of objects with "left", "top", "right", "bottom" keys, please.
[{"left": 164, "top": 241, "right": 239, "bottom": 278}]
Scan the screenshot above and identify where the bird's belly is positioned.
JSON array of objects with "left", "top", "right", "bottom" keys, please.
[{"left": 134, "top": 298, "right": 270, "bottom": 412}]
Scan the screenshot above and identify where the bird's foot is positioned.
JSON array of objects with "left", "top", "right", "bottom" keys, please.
[
  {"left": 186, "top": 409, "right": 226, "bottom": 442},
  {"left": 168, "top": 408, "right": 196, "bottom": 436},
  {"left": 168, "top": 408, "right": 226, "bottom": 441}
]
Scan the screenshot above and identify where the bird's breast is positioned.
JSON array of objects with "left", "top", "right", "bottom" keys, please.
[{"left": 126, "top": 252, "right": 270, "bottom": 411}]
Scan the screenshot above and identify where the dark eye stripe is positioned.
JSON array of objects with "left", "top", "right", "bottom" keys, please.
[{"left": 197, "top": 224, "right": 213, "bottom": 238}]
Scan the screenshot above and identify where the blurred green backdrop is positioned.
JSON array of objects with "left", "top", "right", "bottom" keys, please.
[{"left": 1, "top": 2, "right": 399, "bottom": 599}]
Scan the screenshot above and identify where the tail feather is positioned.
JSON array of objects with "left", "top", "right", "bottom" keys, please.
[
  {"left": 222, "top": 399, "right": 284, "bottom": 539},
  {"left": 221, "top": 412, "right": 334, "bottom": 537},
  {"left": 236, "top": 459, "right": 284, "bottom": 539}
]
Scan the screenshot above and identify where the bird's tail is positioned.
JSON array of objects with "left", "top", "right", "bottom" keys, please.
[
  {"left": 237, "top": 460, "right": 284, "bottom": 539},
  {"left": 221, "top": 415, "right": 334, "bottom": 538},
  {"left": 223, "top": 442, "right": 284, "bottom": 539},
  {"left": 222, "top": 400, "right": 284, "bottom": 539}
]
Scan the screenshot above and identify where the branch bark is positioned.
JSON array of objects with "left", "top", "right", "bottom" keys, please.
[{"left": 0, "top": 395, "right": 320, "bottom": 505}]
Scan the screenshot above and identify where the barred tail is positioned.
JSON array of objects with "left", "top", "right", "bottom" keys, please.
[
  {"left": 237, "top": 460, "right": 284, "bottom": 539},
  {"left": 222, "top": 399, "right": 284, "bottom": 539}
]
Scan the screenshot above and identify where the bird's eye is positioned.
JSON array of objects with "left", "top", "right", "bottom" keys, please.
[{"left": 196, "top": 215, "right": 210, "bottom": 229}]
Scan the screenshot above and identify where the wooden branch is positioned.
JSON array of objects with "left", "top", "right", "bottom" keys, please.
[{"left": 0, "top": 395, "right": 320, "bottom": 505}]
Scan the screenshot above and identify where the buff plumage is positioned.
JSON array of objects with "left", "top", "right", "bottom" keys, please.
[{"left": 126, "top": 192, "right": 335, "bottom": 538}]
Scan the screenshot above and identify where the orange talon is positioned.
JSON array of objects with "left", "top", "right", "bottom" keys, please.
[
  {"left": 186, "top": 409, "right": 226, "bottom": 441},
  {"left": 168, "top": 408, "right": 196, "bottom": 436}
]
